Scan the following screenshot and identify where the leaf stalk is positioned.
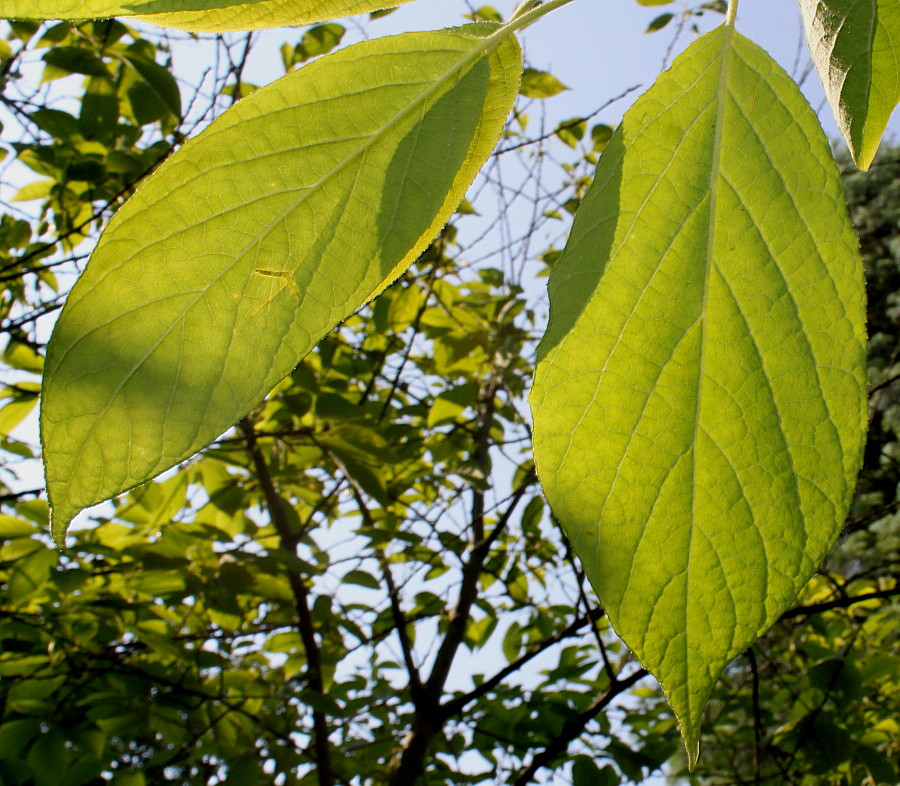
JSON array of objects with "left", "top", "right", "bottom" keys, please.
[{"left": 725, "top": 0, "right": 738, "bottom": 26}]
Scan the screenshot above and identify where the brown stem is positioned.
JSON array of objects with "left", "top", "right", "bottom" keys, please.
[
  {"left": 511, "top": 668, "right": 649, "bottom": 785},
  {"left": 239, "top": 417, "right": 334, "bottom": 786},
  {"left": 325, "top": 448, "right": 425, "bottom": 702},
  {"left": 388, "top": 378, "right": 512, "bottom": 785},
  {"left": 441, "top": 611, "right": 596, "bottom": 718},
  {"left": 779, "top": 584, "right": 899, "bottom": 621}
]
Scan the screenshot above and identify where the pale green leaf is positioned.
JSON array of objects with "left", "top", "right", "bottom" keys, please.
[
  {"left": 799, "top": 0, "right": 900, "bottom": 170},
  {"left": 531, "top": 25, "right": 866, "bottom": 764},
  {"left": 519, "top": 67, "right": 568, "bottom": 99},
  {"left": 42, "top": 26, "right": 522, "bottom": 543},
  {"left": 0, "top": 0, "right": 420, "bottom": 32}
]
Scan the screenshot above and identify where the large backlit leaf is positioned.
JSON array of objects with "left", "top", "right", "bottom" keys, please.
[
  {"left": 42, "top": 26, "right": 521, "bottom": 543},
  {"left": 531, "top": 24, "right": 866, "bottom": 764},
  {"left": 799, "top": 0, "right": 900, "bottom": 170},
  {"left": 0, "top": 0, "right": 419, "bottom": 32}
]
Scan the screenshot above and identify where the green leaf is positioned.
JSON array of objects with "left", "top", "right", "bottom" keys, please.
[
  {"left": 42, "top": 26, "right": 521, "bottom": 544},
  {"left": 799, "top": 0, "right": 900, "bottom": 170},
  {"left": 519, "top": 67, "right": 568, "bottom": 99},
  {"left": 0, "top": 394, "right": 38, "bottom": 437},
  {"left": 11, "top": 180, "right": 53, "bottom": 203},
  {"left": 464, "top": 5, "right": 503, "bottom": 22},
  {"left": 591, "top": 123, "right": 613, "bottom": 152},
  {"left": 294, "top": 23, "right": 346, "bottom": 64},
  {"left": 0, "top": 0, "right": 421, "bottom": 32},
  {"left": 122, "top": 52, "right": 182, "bottom": 122},
  {"left": 531, "top": 25, "right": 866, "bottom": 765},
  {"left": 41, "top": 46, "right": 109, "bottom": 78},
  {"left": 343, "top": 569, "right": 381, "bottom": 590},
  {"left": 645, "top": 12, "right": 674, "bottom": 33},
  {"left": 554, "top": 117, "right": 587, "bottom": 148}
]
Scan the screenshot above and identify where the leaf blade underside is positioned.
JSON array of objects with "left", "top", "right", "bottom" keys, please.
[
  {"left": 41, "top": 26, "right": 521, "bottom": 542},
  {"left": 530, "top": 25, "right": 866, "bottom": 764},
  {"left": 799, "top": 0, "right": 900, "bottom": 170},
  {"left": 0, "top": 0, "right": 419, "bottom": 32}
]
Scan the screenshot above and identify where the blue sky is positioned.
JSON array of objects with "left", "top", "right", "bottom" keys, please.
[{"left": 242, "top": 0, "right": 898, "bottom": 160}]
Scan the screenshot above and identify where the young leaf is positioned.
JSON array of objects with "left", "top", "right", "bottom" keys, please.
[
  {"left": 41, "top": 26, "right": 522, "bottom": 543},
  {"left": 645, "top": 12, "right": 674, "bottom": 33},
  {"left": 531, "top": 24, "right": 866, "bottom": 764},
  {"left": 518, "top": 67, "right": 569, "bottom": 98},
  {"left": 0, "top": 0, "right": 419, "bottom": 32},
  {"left": 799, "top": 0, "right": 900, "bottom": 171}
]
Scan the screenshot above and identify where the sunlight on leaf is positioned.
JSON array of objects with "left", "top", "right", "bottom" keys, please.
[
  {"left": 41, "top": 25, "right": 521, "bottom": 543},
  {"left": 0, "top": 0, "right": 420, "bottom": 32},
  {"left": 531, "top": 24, "right": 866, "bottom": 764},
  {"left": 799, "top": 0, "right": 900, "bottom": 170}
]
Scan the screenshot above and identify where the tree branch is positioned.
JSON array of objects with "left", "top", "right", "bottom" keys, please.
[
  {"left": 511, "top": 667, "right": 649, "bottom": 786},
  {"left": 239, "top": 417, "right": 334, "bottom": 786},
  {"left": 388, "top": 377, "right": 520, "bottom": 785},
  {"left": 326, "top": 448, "right": 425, "bottom": 703},
  {"left": 779, "top": 584, "right": 899, "bottom": 621},
  {"left": 441, "top": 611, "right": 596, "bottom": 719}
]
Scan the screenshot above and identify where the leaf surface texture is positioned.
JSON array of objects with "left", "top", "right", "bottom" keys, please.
[
  {"left": 0, "top": 0, "right": 418, "bottom": 31},
  {"left": 42, "top": 26, "right": 521, "bottom": 541},
  {"left": 530, "top": 25, "right": 866, "bottom": 763},
  {"left": 799, "top": 0, "right": 900, "bottom": 170}
]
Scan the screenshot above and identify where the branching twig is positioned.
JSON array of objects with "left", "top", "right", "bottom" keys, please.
[
  {"left": 511, "top": 667, "right": 649, "bottom": 785},
  {"left": 779, "top": 585, "right": 899, "bottom": 621},
  {"left": 239, "top": 417, "right": 335, "bottom": 786}
]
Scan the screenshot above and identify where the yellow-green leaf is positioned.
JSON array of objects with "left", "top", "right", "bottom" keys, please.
[
  {"left": 531, "top": 25, "right": 866, "bottom": 765},
  {"left": 42, "top": 26, "right": 522, "bottom": 543},
  {"left": 518, "top": 67, "right": 568, "bottom": 99},
  {"left": 0, "top": 0, "right": 419, "bottom": 32},
  {"left": 799, "top": 0, "right": 900, "bottom": 170}
]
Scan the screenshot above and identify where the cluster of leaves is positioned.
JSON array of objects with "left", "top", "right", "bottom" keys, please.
[
  {"left": 5, "top": 19, "right": 180, "bottom": 246},
  {"left": 0, "top": 17, "right": 184, "bottom": 491}
]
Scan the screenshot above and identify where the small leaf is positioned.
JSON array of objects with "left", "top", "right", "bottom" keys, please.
[
  {"left": 123, "top": 52, "right": 182, "bottom": 121},
  {"left": 292, "top": 23, "right": 346, "bottom": 65},
  {"left": 591, "top": 123, "right": 613, "bottom": 151},
  {"left": 519, "top": 68, "right": 569, "bottom": 99},
  {"left": 30, "top": 109, "right": 81, "bottom": 141},
  {"left": 555, "top": 117, "right": 587, "bottom": 148},
  {"left": 42, "top": 26, "right": 522, "bottom": 543},
  {"left": 11, "top": 180, "right": 53, "bottom": 202},
  {"left": 0, "top": 0, "right": 421, "bottom": 32},
  {"left": 531, "top": 25, "right": 866, "bottom": 765},
  {"left": 343, "top": 569, "right": 381, "bottom": 590},
  {"left": 4, "top": 340, "right": 44, "bottom": 373},
  {"left": 645, "top": 12, "right": 674, "bottom": 32},
  {"left": 41, "top": 46, "right": 108, "bottom": 77},
  {"left": 799, "top": 0, "right": 900, "bottom": 170},
  {"left": 464, "top": 5, "right": 503, "bottom": 22}
]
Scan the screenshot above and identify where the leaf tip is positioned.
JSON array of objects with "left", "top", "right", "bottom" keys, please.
[
  {"left": 851, "top": 146, "right": 875, "bottom": 173},
  {"left": 47, "top": 485, "right": 75, "bottom": 549},
  {"left": 683, "top": 727, "right": 701, "bottom": 771},
  {"left": 49, "top": 507, "right": 70, "bottom": 550}
]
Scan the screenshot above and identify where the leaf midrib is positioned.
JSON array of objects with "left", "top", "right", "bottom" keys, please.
[{"left": 684, "top": 21, "right": 735, "bottom": 738}]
